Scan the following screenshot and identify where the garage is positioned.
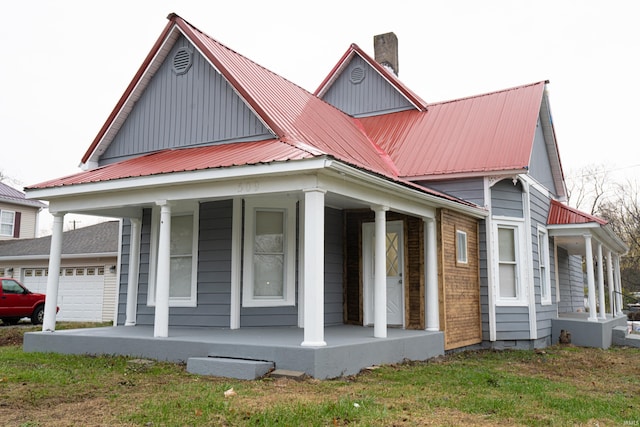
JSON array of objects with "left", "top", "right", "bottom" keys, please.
[
  {"left": 0, "top": 220, "right": 120, "bottom": 324},
  {"left": 22, "top": 266, "right": 110, "bottom": 322}
]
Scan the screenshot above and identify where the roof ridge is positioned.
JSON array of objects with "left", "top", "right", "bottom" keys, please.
[{"left": 427, "top": 80, "right": 549, "bottom": 107}]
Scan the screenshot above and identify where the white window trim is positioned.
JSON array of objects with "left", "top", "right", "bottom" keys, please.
[
  {"left": 538, "top": 225, "right": 552, "bottom": 305},
  {"left": 242, "top": 197, "right": 296, "bottom": 307},
  {"left": 147, "top": 203, "right": 199, "bottom": 307},
  {"left": 0, "top": 209, "right": 15, "bottom": 237},
  {"left": 493, "top": 217, "right": 528, "bottom": 306},
  {"left": 455, "top": 229, "right": 468, "bottom": 265}
]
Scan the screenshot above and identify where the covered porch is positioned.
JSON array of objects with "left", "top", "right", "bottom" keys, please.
[
  {"left": 24, "top": 324, "right": 444, "bottom": 379},
  {"left": 548, "top": 200, "right": 628, "bottom": 348}
]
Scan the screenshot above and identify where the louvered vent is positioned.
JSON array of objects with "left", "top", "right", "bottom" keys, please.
[
  {"left": 349, "top": 66, "right": 366, "bottom": 84},
  {"left": 172, "top": 47, "right": 193, "bottom": 75}
]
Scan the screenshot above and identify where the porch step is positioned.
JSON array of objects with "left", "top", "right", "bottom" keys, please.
[{"left": 186, "top": 356, "right": 274, "bottom": 380}]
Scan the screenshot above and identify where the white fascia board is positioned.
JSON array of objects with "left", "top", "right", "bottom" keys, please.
[
  {"left": 82, "top": 28, "right": 181, "bottom": 168},
  {"left": 28, "top": 158, "right": 332, "bottom": 201},
  {"left": 407, "top": 169, "right": 528, "bottom": 182},
  {"left": 326, "top": 162, "right": 487, "bottom": 219},
  {"left": 548, "top": 223, "right": 627, "bottom": 255}
]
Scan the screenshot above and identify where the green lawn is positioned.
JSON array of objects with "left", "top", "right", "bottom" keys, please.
[{"left": 0, "top": 327, "right": 638, "bottom": 426}]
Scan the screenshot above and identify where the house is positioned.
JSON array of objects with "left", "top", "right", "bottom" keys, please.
[
  {"left": 23, "top": 14, "right": 627, "bottom": 379},
  {"left": 0, "top": 221, "right": 119, "bottom": 322},
  {"left": 0, "top": 182, "right": 46, "bottom": 240}
]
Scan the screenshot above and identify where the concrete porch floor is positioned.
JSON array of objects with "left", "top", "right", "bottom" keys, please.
[
  {"left": 23, "top": 325, "right": 444, "bottom": 379},
  {"left": 551, "top": 312, "right": 628, "bottom": 349}
]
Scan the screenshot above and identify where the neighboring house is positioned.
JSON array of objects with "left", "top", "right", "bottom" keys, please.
[
  {"left": 0, "top": 181, "right": 46, "bottom": 240},
  {"left": 22, "top": 14, "right": 627, "bottom": 378},
  {"left": 0, "top": 221, "right": 119, "bottom": 322}
]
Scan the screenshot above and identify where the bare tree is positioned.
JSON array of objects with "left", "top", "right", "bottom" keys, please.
[{"left": 566, "top": 164, "right": 611, "bottom": 215}]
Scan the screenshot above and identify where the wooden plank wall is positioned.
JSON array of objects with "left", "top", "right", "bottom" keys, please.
[{"left": 437, "top": 208, "right": 482, "bottom": 350}]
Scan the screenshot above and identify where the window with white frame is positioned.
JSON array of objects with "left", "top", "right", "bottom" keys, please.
[
  {"left": 494, "top": 220, "right": 526, "bottom": 303},
  {"left": 0, "top": 210, "right": 15, "bottom": 236},
  {"left": 147, "top": 204, "right": 199, "bottom": 307},
  {"left": 242, "top": 198, "right": 296, "bottom": 307},
  {"left": 456, "top": 229, "right": 468, "bottom": 265},
  {"left": 538, "top": 226, "right": 552, "bottom": 305}
]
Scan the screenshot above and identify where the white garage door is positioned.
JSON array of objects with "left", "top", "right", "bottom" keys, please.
[{"left": 22, "top": 266, "right": 106, "bottom": 322}]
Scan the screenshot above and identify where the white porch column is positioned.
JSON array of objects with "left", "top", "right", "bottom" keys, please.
[
  {"left": 606, "top": 250, "right": 615, "bottom": 316},
  {"left": 301, "top": 189, "right": 326, "bottom": 347},
  {"left": 230, "top": 198, "right": 242, "bottom": 329},
  {"left": 584, "top": 234, "right": 598, "bottom": 321},
  {"left": 42, "top": 212, "right": 65, "bottom": 332},
  {"left": 154, "top": 202, "right": 171, "bottom": 338},
  {"left": 425, "top": 217, "right": 439, "bottom": 331},
  {"left": 125, "top": 218, "right": 142, "bottom": 326},
  {"left": 596, "top": 243, "right": 606, "bottom": 320},
  {"left": 615, "top": 255, "right": 624, "bottom": 316},
  {"left": 373, "top": 206, "right": 388, "bottom": 338}
]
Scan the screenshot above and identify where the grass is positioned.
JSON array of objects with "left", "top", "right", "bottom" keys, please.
[{"left": 0, "top": 325, "right": 639, "bottom": 426}]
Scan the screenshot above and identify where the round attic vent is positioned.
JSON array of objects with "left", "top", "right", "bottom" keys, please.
[
  {"left": 172, "top": 47, "right": 193, "bottom": 75},
  {"left": 349, "top": 66, "right": 366, "bottom": 84}
]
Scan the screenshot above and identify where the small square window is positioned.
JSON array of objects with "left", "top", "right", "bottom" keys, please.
[{"left": 456, "top": 230, "right": 468, "bottom": 265}]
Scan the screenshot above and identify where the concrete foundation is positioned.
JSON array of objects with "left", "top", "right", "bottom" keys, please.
[
  {"left": 24, "top": 325, "right": 444, "bottom": 379},
  {"left": 551, "top": 313, "right": 628, "bottom": 349}
]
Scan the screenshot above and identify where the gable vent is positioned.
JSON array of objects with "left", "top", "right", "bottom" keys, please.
[
  {"left": 350, "top": 66, "right": 366, "bottom": 84},
  {"left": 172, "top": 47, "right": 193, "bottom": 75}
]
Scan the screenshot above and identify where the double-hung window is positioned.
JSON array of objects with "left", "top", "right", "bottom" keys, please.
[
  {"left": 537, "top": 226, "right": 552, "bottom": 305},
  {"left": 0, "top": 210, "right": 15, "bottom": 237},
  {"left": 494, "top": 219, "right": 526, "bottom": 304},
  {"left": 242, "top": 198, "right": 296, "bottom": 307},
  {"left": 147, "top": 204, "right": 199, "bottom": 307}
]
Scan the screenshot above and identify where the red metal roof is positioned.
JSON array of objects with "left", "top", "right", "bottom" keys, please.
[
  {"left": 358, "top": 82, "right": 546, "bottom": 178},
  {"left": 547, "top": 199, "right": 607, "bottom": 226},
  {"left": 79, "top": 14, "right": 398, "bottom": 182},
  {"left": 30, "top": 140, "right": 313, "bottom": 189}
]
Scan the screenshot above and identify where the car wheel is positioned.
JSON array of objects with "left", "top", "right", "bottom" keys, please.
[
  {"left": 1, "top": 317, "right": 20, "bottom": 325},
  {"left": 32, "top": 306, "right": 45, "bottom": 325}
]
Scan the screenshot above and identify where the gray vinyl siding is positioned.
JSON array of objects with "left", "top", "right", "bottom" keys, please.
[
  {"left": 100, "top": 35, "right": 272, "bottom": 165},
  {"left": 491, "top": 179, "right": 523, "bottom": 217},
  {"left": 320, "top": 55, "right": 414, "bottom": 117},
  {"left": 118, "top": 203, "right": 345, "bottom": 328},
  {"left": 529, "top": 187, "right": 556, "bottom": 340},
  {"left": 495, "top": 306, "right": 530, "bottom": 340},
  {"left": 529, "top": 116, "right": 557, "bottom": 195},
  {"left": 557, "top": 248, "right": 585, "bottom": 313},
  {"left": 324, "top": 207, "right": 344, "bottom": 325},
  {"left": 419, "top": 178, "right": 485, "bottom": 207}
]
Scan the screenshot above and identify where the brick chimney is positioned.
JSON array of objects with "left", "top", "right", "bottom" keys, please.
[{"left": 374, "top": 32, "right": 398, "bottom": 76}]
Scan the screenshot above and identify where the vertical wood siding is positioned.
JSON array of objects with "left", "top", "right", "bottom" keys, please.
[
  {"left": 437, "top": 208, "right": 482, "bottom": 350},
  {"left": 101, "top": 35, "right": 272, "bottom": 165},
  {"left": 529, "top": 116, "right": 557, "bottom": 195},
  {"left": 321, "top": 56, "right": 413, "bottom": 117}
]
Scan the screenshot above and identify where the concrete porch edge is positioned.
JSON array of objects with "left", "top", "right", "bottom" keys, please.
[{"left": 23, "top": 325, "right": 445, "bottom": 379}]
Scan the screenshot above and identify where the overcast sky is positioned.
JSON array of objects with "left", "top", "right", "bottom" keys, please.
[{"left": 1, "top": 0, "right": 639, "bottom": 231}]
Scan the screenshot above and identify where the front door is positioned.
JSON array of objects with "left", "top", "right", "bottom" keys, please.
[{"left": 363, "top": 220, "right": 404, "bottom": 326}]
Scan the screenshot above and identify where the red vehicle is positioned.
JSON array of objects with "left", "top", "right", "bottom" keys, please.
[{"left": 0, "top": 278, "right": 56, "bottom": 325}]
